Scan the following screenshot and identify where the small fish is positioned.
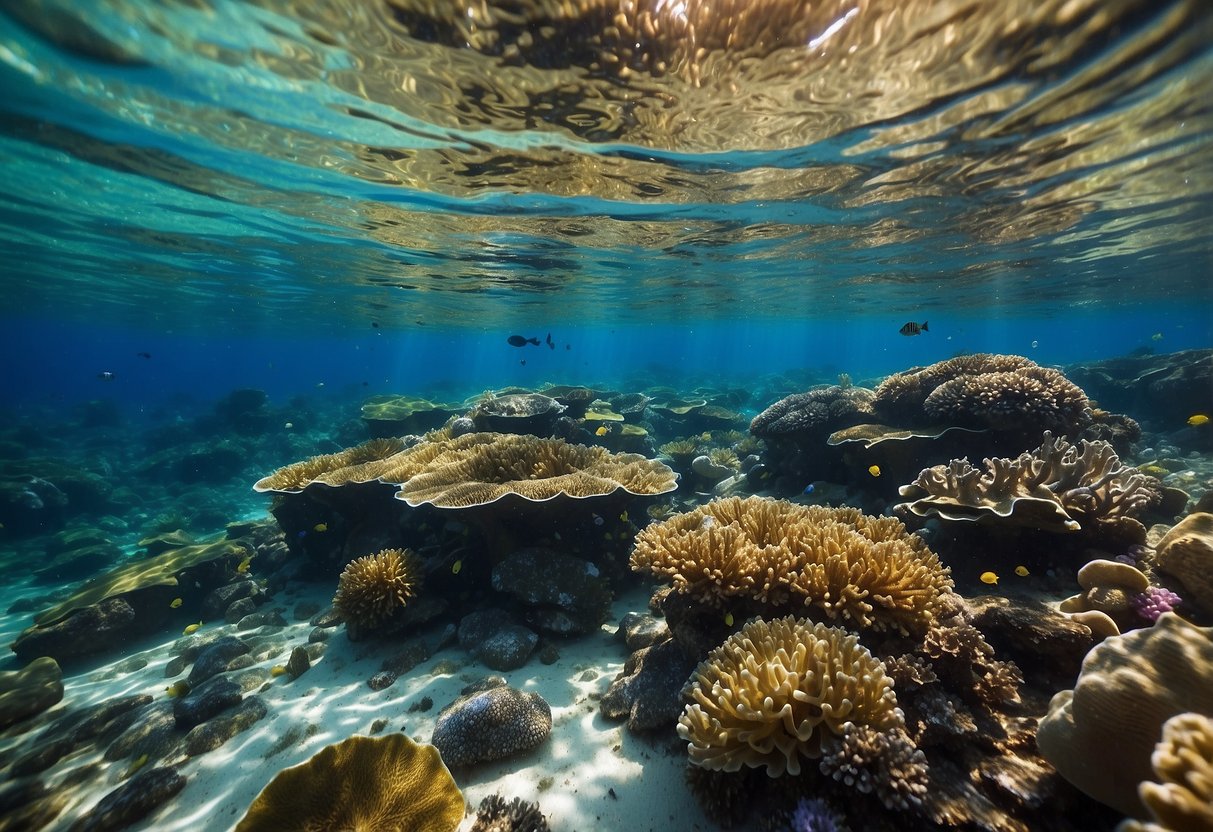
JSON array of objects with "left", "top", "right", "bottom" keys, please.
[
  {"left": 371, "top": 321, "right": 380, "bottom": 328},
  {"left": 724, "top": 612, "right": 734, "bottom": 626},
  {"left": 313, "top": 523, "right": 328, "bottom": 532},
  {"left": 520, "top": 359, "right": 526, "bottom": 366},
  {"left": 284, "top": 422, "right": 294, "bottom": 429},
  {"left": 546, "top": 332, "right": 555, "bottom": 350},
  {"left": 451, "top": 559, "right": 462, "bottom": 575},
  {"left": 507, "top": 335, "right": 541, "bottom": 347},
  {"left": 899, "top": 321, "right": 928, "bottom": 336},
  {"left": 1188, "top": 414, "right": 1209, "bottom": 426},
  {"left": 165, "top": 681, "right": 190, "bottom": 698},
  {"left": 169, "top": 597, "right": 183, "bottom": 609},
  {"left": 97, "top": 371, "right": 115, "bottom": 381},
  {"left": 619, "top": 511, "right": 629, "bottom": 523},
  {"left": 592, "top": 514, "right": 604, "bottom": 526},
  {"left": 316, "top": 381, "right": 325, "bottom": 388},
  {"left": 183, "top": 621, "right": 203, "bottom": 635},
  {"left": 235, "top": 555, "right": 253, "bottom": 574},
  {"left": 1014, "top": 565, "right": 1030, "bottom": 577},
  {"left": 136, "top": 351, "right": 152, "bottom": 359},
  {"left": 270, "top": 665, "right": 289, "bottom": 677},
  {"left": 126, "top": 753, "right": 149, "bottom": 776},
  {"left": 1030, "top": 340, "right": 1038, "bottom": 349},
  {"left": 868, "top": 465, "right": 881, "bottom": 477},
  {"left": 1151, "top": 332, "right": 1164, "bottom": 341},
  {"left": 595, "top": 425, "right": 610, "bottom": 437},
  {"left": 980, "top": 571, "right": 999, "bottom": 585},
  {"left": 803, "top": 483, "right": 815, "bottom": 495}
]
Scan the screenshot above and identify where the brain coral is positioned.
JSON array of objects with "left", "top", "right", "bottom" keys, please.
[
  {"left": 332, "top": 548, "right": 421, "bottom": 635},
  {"left": 677, "top": 616, "right": 904, "bottom": 777},
  {"left": 631, "top": 496, "right": 953, "bottom": 635},
  {"left": 1036, "top": 612, "right": 1213, "bottom": 817},
  {"left": 431, "top": 679, "right": 552, "bottom": 766},
  {"left": 234, "top": 733, "right": 463, "bottom": 831},
  {"left": 872, "top": 354, "right": 1091, "bottom": 434},
  {"left": 896, "top": 431, "right": 1160, "bottom": 533},
  {"left": 749, "top": 385, "right": 876, "bottom": 437},
  {"left": 1117, "top": 712, "right": 1213, "bottom": 832}
]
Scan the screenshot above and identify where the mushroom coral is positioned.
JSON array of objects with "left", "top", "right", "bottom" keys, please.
[
  {"left": 677, "top": 616, "right": 905, "bottom": 777},
  {"left": 631, "top": 496, "right": 953, "bottom": 635},
  {"left": 896, "top": 431, "right": 1160, "bottom": 533},
  {"left": 1036, "top": 613, "right": 1213, "bottom": 817},
  {"left": 332, "top": 548, "right": 422, "bottom": 636},
  {"left": 234, "top": 733, "right": 463, "bottom": 832},
  {"left": 1117, "top": 712, "right": 1213, "bottom": 832}
]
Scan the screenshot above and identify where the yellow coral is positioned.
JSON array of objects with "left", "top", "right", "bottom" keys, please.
[
  {"left": 1116, "top": 712, "right": 1213, "bottom": 832},
  {"left": 678, "top": 616, "right": 903, "bottom": 777},
  {"left": 333, "top": 549, "right": 421, "bottom": 633},
  {"left": 631, "top": 496, "right": 953, "bottom": 635},
  {"left": 253, "top": 437, "right": 407, "bottom": 493}
]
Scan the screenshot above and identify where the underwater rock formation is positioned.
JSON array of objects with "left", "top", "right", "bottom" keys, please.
[
  {"left": 431, "top": 677, "right": 552, "bottom": 766},
  {"left": 0, "top": 657, "right": 64, "bottom": 730}
]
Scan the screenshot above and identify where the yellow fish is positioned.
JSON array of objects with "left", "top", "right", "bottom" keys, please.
[
  {"left": 595, "top": 425, "right": 609, "bottom": 437},
  {"left": 235, "top": 555, "right": 252, "bottom": 574},
  {"left": 313, "top": 523, "right": 328, "bottom": 532},
  {"left": 868, "top": 465, "right": 881, "bottom": 477},
  {"left": 270, "top": 665, "right": 288, "bottom": 677},
  {"left": 126, "top": 754, "right": 149, "bottom": 776},
  {"left": 169, "top": 597, "right": 183, "bottom": 609},
  {"left": 1188, "top": 414, "right": 1209, "bottom": 426},
  {"left": 619, "top": 511, "right": 629, "bottom": 523},
  {"left": 979, "top": 571, "right": 999, "bottom": 585},
  {"left": 183, "top": 621, "right": 203, "bottom": 635},
  {"left": 723, "top": 612, "right": 734, "bottom": 626},
  {"left": 165, "top": 681, "right": 190, "bottom": 698},
  {"left": 1014, "top": 565, "right": 1030, "bottom": 577},
  {"left": 451, "top": 559, "right": 462, "bottom": 575}
]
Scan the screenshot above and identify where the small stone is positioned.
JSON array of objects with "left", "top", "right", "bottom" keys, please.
[
  {"left": 286, "top": 646, "right": 311, "bottom": 679},
  {"left": 473, "top": 625, "right": 538, "bottom": 671},
  {"left": 618, "top": 612, "right": 669, "bottom": 651},
  {"left": 182, "top": 696, "right": 267, "bottom": 757},
  {"left": 223, "top": 598, "right": 258, "bottom": 624},
  {"left": 367, "top": 671, "right": 396, "bottom": 691},
  {"left": 173, "top": 676, "right": 241, "bottom": 730},
  {"left": 369, "top": 718, "right": 388, "bottom": 734},
  {"left": 407, "top": 696, "right": 434, "bottom": 713},
  {"left": 236, "top": 610, "right": 287, "bottom": 631},
  {"left": 309, "top": 607, "right": 342, "bottom": 628},
  {"left": 68, "top": 766, "right": 186, "bottom": 832},
  {"left": 201, "top": 580, "right": 261, "bottom": 620},
  {"left": 187, "top": 636, "right": 250, "bottom": 686},
  {"left": 307, "top": 627, "right": 331, "bottom": 644},
  {"left": 431, "top": 683, "right": 551, "bottom": 766},
  {"left": 601, "top": 639, "right": 697, "bottom": 732},
  {"left": 0, "top": 657, "right": 64, "bottom": 730},
  {"left": 104, "top": 702, "right": 178, "bottom": 762},
  {"left": 457, "top": 609, "right": 515, "bottom": 650},
  {"left": 11, "top": 736, "right": 77, "bottom": 776},
  {"left": 537, "top": 643, "right": 560, "bottom": 665}
]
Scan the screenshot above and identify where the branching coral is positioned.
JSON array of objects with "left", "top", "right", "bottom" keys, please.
[
  {"left": 1117, "top": 712, "right": 1213, "bottom": 832},
  {"left": 333, "top": 548, "right": 421, "bottom": 635},
  {"left": 470, "top": 794, "right": 550, "bottom": 832},
  {"left": 819, "top": 722, "right": 928, "bottom": 811},
  {"left": 896, "top": 431, "right": 1160, "bottom": 533},
  {"left": 677, "top": 616, "right": 904, "bottom": 777},
  {"left": 631, "top": 496, "right": 953, "bottom": 635}
]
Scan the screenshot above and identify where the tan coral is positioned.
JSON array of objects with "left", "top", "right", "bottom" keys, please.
[
  {"left": 1117, "top": 712, "right": 1213, "bottom": 832},
  {"left": 333, "top": 549, "right": 422, "bottom": 634},
  {"left": 1060, "top": 558, "right": 1151, "bottom": 625},
  {"left": 235, "top": 733, "right": 463, "bottom": 831},
  {"left": 631, "top": 496, "right": 953, "bottom": 635},
  {"left": 394, "top": 432, "right": 677, "bottom": 508},
  {"left": 1154, "top": 512, "right": 1213, "bottom": 613},
  {"left": 253, "top": 437, "right": 408, "bottom": 493},
  {"left": 677, "top": 616, "right": 904, "bottom": 777},
  {"left": 819, "top": 722, "right": 928, "bottom": 811},
  {"left": 1037, "top": 613, "right": 1213, "bottom": 817}
]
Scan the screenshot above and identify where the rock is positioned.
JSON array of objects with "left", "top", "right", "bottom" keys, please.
[
  {"left": 11, "top": 599, "right": 136, "bottom": 663},
  {"left": 236, "top": 610, "right": 287, "bottom": 630},
  {"left": 223, "top": 598, "right": 258, "bottom": 624},
  {"left": 618, "top": 612, "right": 669, "bottom": 651},
  {"left": 601, "top": 639, "right": 698, "bottom": 732},
  {"left": 293, "top": 601, "right": 321, "bottom": 621},
  {"left": 367, "top": 671, "right": 396, "bottom": 691},
  {"left": 491, "top": 549, "right": 611, "bottom": 634},
  {"left": 173, "top": 676, "right": 242, "bottom": 729},
  {"left": 200, "top": 580, "right": 262, "bottom": 620},
  {"left": 285, "top": 646, "right": 311, "bottom": 679},
  {"left": 187, "top": 636, "right": 251, "bottom": 686},
  {"left": 310, "top": 607, "right": 342, "bottom": 628},
  {"left": 431, "top": 679, "right": 552, "bottom": 766},
  {"left": 11, "top": 735, "right": 78, "bottom": 776},
  {"left": 307, "top": 626, "right": 331, "bottom": 643},
  {"left": 104, "top": 702, "right": 179, "bottom": 762},
  {"left": 473, "top": 626, "right": 538, "bottom": 671},
  {"left": 691, "top": 454, "right": 734, "bottom": 482},
  {"left": 63, "top": 694, "right": 154, "bottom": 745},
  {"left": 458, "top": 609, "right": 516, "bottom": 651},
  {"left": 182, "top": 696, "right": 267, "bottom": 756},
  {"left": 537, "top": 643, "right": 560, "bottom": 665},
  {"left": 0, "top": 656, "right": 64, "bottom": 730},
  {"left": 966, "top": 596, "right": 1095, "bottom": 688},
  {"left": 69, "top": 766, "right": 186, "bottom": 832}
]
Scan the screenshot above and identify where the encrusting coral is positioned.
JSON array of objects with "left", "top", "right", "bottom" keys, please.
[
  {"left": 332, "top": 548, "right": 421, "bottom": 635},
  {"left": 234, "top": 733, "right": 464, "bottom": 831},
  {"left": 631, "top": 496, "right": 953, "bottom": 635},
  {"left": 677, "top": 616, "right": 906, "bottom": 777},
  {"left": 1117, "top": 712, "right": 1213, "bottom": 832},
  {"left": 896, "top": 431, "right": 1160, "bottom": 534}
]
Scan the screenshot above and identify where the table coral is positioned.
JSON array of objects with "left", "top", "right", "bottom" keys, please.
[
  {"left": 253, "top": 437, "right": 407, "bottom": 493},
  {"left": 677, "top": 616, "right": 905, "bottom": 777},
  {"left": 631, "top": 496, "right": 953, "bottom": 635}
]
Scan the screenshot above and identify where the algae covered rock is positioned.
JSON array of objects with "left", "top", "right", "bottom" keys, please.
[
  {"left": 0, "top": 656, "right": 64, "bottom": 730},
  {"left": 431, "top": 678, "right": 551, "bottom": 766}
]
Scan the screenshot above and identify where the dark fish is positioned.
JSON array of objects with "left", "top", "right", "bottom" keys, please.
[
  {"left": 136, "top": 351, "right": 151, "bottom": 359},
  {"left": 97, "top": 371, "right": 115, "bottom": 381},
  {"left": 565, "top": 344, "right": 571, "bottom": 350},
  {"left": 520, "top": 359, "right": 527, "bottom": 366},
  {"left": 371, "top": 321, "right": 379, "bottom": 329},
  {"left": 545, "top": 332, "right": 555, "bottom": 350},
  {"left": 507, "top": 335, "right": 541, "bottom": 347},
  {"left": 899, "top": 321, "right": 928, "bottom": 336}
]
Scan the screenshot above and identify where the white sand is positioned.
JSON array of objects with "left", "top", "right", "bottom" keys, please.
[{"left": 3, "top": 583, "right": 727, "bottom": 832}]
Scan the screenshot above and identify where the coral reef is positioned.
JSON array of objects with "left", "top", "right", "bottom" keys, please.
[
  {"left": 1059, "top": 558, "right": 1151, "bottom": 634},
  {"left": 1037, "top": 613, "right": 1213, "bottom": 817},
  {"left": 1153, "top": 512, "right": 1213, "bottom": 614},
  {"left": 818, "top": 722, "right": 928, "bottom": 812},
  {"left": 253, "top": 437, "right": 408, "bottom": 493},
  {"left": 234, "top": 733, "right": 463, "bottom": 831},
  {"left": 896, "top": 431, "right": 1160, "bottom": 534},
  {"left": 631, "top": 496, "right": 954, "bottom": 635},
  {"left": 470, "top": 794, "right": 551, "bottom": 832},
  {"left": 677, "top": 616, "right": 904, "bottom": 777},
  {"left": 1117, "top": 712, "right": 1213, "bottom": 832},
  {"left": 332, "top": 548, "right": 422, "bottom": 637},
  {"left": 470, "top": 392, "right": 567, "bottom": 436},
  {"left": 361, "top": 394, "right": 461, "bottom": 437},
  {"left": 431, "top": 678, "right": 552, "bottom": 766},
  {"left": 749, "top": 385, "right": 876, "bottom": 439}
]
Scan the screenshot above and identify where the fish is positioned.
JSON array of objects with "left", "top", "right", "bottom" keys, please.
[
  {"left": 451, "top": 559, "right": 462, "bottom": 575},
  {"left": 723, "top": 612, "right": 734, "bottom": 627},
  {"left": 1188, "top": 414, "right": 1209, "bottom": 426},
  {"left": 595, "top": 425, "right": 610, "bottom": 437},
  {"left": 183, "top": 621, "right": 203, "bottom": 635},
  {"left": 1030, "top": 340, "right": 1038, "bottom": 349},
  {"left": 169, "top": 597, "right": 182, "bottom": 609},
  {"left": 136, "top": 351, "right": 151, "bottom": 359},
  {"left": 97, "top": 371, "right": 115, "bottom": 381},
  {"left": 284, "top": 422, "right": 294, "bottom": 429},
  {"left": 803, "top": 484, "right": 815, "bottom": 495},
  {"left": 1151, "top": 332, "right": 1164, "bottom": 341},
  {"left": 313, "top": 523, "right": 328, "bottom": 532},
  {"left": 165, "top": 681, "right": 190, "bottom": 698},
  {"left": 507, "top": 335, "right": 540, "bottom": 347},
  {"left": 520, "top": 359, "right": 526, "bottom": 366},
  {"left": 371, "top": 321, "right": 379, "bottom": 328},
  {"left": 270, "top": 665, "right": 289, "bottom": 677},
  {"left": 546, "top": 332, "right": 555, "bottom": 350},
  {"left": 868, "top": 465, "right": 881, "bottom": 477},
  {"left": 980, "top": 571, "right": 999, "bottom": 585},
  {"left": 899, "top": 321, "right": 928, "bottom": 336},
  {"left": 619, "top": 511, "right": 629, "bottom": 523},
  {"left": 1014, "top": 565, "right": 1030, "bottom": 577},
  {"left": 126, "top": 754, "right": 149, "bottom": 776},
  {"left": 235, "top": 555, "right": 253, "bottom": 574}
]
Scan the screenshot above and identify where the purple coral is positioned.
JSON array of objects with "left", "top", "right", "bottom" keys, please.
[
  {"left": 1130, "top": 586, "right": 1182, "bottom": 623},
  {"left": 790, "top": 798, "right": 843, "bottom": 832}
]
